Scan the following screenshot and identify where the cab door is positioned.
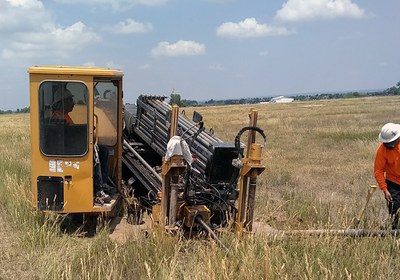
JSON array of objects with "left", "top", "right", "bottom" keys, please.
[
  {"left": 93, "top": 78, "right": 122, "bottom": 192},
  {"left": 33, "top": 79, "right": 93, "bottom": 213}
]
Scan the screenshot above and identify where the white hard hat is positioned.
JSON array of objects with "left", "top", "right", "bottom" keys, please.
[
  {"left": 379, "top": 123, "right": 400, "bottom": 143},
  {"left": 53, "top": 88, "right": 73, "bottom": 104}
]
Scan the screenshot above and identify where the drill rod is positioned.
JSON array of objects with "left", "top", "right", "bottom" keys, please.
[{"left": 195, "top": 216, "right": 229, "bottom": 253}]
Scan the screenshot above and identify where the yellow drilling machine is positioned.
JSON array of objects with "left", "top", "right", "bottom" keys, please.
[{"left": 29, "top": 65, "right": 266, "bottom": 240}]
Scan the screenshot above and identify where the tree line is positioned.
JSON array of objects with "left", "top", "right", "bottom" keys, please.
[
  {"left": 2, "top": 81, "right": 400, "bottom": 113},
  {"left": 170, "top": 81, "right": 400, "bottom": 107},
  {"left": 0, "top": 107, "right": 30, "bottom": 114}
]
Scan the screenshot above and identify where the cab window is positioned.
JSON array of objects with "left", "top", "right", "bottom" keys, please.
[
  {"left": 94, "top": 80, "right": 118, "bottom": 146},
  {"left": 39, "top": 81, "right": 88, "bottom": 156}
]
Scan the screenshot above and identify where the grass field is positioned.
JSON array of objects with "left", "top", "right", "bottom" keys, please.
[{"left": 1, "top": 96, "right": 400, "bottom": 279}]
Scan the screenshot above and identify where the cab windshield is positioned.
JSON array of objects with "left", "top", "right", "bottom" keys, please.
[{"left": 39, "top": 81, "right": 88, "bottom": 156}]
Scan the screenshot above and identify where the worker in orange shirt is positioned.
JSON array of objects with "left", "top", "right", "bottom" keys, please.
[
  {"left": 374, "top": 122, "right": 400, "bottom": 229},
  {"left": 50, "top": 88, "right": 75, "bottom": 124}
]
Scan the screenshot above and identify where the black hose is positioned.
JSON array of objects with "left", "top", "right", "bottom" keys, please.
[
  {"left": 234, "top": 126, "right": 267, "bottom": 157},
  {"left": 230, "top": 126, "right": 267, "bottom": 185}
]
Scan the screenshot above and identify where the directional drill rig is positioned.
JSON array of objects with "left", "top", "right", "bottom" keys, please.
[{"left": 29, "top": 66, "right": 266, "bottom": 238}]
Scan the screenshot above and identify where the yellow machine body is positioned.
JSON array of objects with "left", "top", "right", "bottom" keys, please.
[
  {"left": 29, "top": 66, "right": 265, "bottom": 239},
  {"left": 29, "top": 66, "right": 123, "bottom": 214}
]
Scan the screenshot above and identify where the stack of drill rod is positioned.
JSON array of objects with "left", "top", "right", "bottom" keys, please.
[{"left": 133, "top": 95, "right": 224, "bottom": 177}]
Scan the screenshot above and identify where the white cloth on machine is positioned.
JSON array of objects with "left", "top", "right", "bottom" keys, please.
[{"left": 165, "top": 136, "right": 193, "bottom": 165}]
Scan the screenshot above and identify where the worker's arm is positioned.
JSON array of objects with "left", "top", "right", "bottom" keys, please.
[{"left": 374, "top": 146, "right": 392, "bottom": 201}]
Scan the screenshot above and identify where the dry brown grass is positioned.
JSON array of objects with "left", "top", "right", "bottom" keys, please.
[
  {"left": 2, "top": 96, "right": 400, "bottom": 279},
  {"left": 185, "top": 96, "right": 398, "bottom": 230}
]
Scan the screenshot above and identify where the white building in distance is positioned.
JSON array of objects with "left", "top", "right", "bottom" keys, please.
[{"left": 269, "top": 96, "right": 294, "bottom": 103}]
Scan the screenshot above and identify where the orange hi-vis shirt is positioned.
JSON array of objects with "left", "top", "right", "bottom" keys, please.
[
  {"left": 64, "top": 114, "right": 74, "bottom": 124},
  {"left": 52, "top": 111, "right": 74, "bottom": 124},
  {"left": 374, "top": 143, "right": 400, "bottom": 192}
]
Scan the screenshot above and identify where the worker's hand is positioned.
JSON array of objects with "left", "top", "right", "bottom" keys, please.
[{"left": 384, "top": 190, "right": 393, "bottom": 202}]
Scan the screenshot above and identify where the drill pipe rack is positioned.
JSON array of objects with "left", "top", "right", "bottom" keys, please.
[{"left": 122, "top": 95, "right": 266, "bottom": 238}]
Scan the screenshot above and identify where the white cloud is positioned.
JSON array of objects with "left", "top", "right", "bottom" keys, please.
[
  {"left": 139, "top": 64, "right": 152, "bottom": 70},
  {"left": 108, "top": 19, "right": 153, "bottom": 34},
  {"left": 275, "top": 0, "right": 366, "bottom": 22},
  {"left": 216, "top": 18, "right": 291, "bottom": 38},
  {"left": 6, "top": 0, "right": 43, "bottom": 9},
  {"left": 0, "top": 0, "right": 51, "bottom": 32},
  {"left": 0, "top": 1, "right": 101, "bottom": 61},
  {"left": 83, "top": 61, "right": 96, "bottom": 66},
  {"left": 151, "top": 40, "right": 206, "bottom": 57},
  {"left": 105, "top": 61, "right": 121, "bottom": 69},
  {"left": 209, "top": 64, "right": 225, "bottom": 71},
  {"left": 1, "top": 21, "right": 100, "bottom": 60},
  {"left": 82, "top": 61, "right": 121, "bottom": 69},
  {"left": 258, "top": 50, "right": 269, "bottom": 56},
  {"left": 51, "top": 22, "right": 100, "bottom": 46},
  {"left": 55, "top": 0, "right": 168, "bottom": 10}
]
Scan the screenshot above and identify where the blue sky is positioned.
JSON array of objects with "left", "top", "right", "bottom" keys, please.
[{"left": 1, "top": 0, "right": 399, "bottom": 110}]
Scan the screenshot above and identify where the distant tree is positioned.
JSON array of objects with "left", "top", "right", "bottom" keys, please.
[
  {"left": 385, "top": 86, "right": 400, "bottom": 95},
  {"left": 20, "top": 107, "right": 30, "bottom": 113},
  {"left": 184, "top": 100, "right": 198, "bottom": 107},
  {"left": 205, "top": 99, "right": 214, "bottom": 105},
  {"left": 170, "top": 93, "right": 183, "bottom": 106},
  {"left": 383, "top": 81, "right": 400, "bottom": 95}
]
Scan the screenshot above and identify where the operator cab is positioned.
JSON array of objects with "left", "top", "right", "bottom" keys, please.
[{"left": 29, "top": 66, "right": 123, "bottom": 215}]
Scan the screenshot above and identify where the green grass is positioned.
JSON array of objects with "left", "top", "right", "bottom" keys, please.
[{"left": 1, "top": 96, "right": 400, "bottom": 279}]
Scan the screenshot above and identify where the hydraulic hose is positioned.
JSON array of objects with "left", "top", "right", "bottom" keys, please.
[{"left": 234, "top": 126, "right": 267, "bottom": 157}]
